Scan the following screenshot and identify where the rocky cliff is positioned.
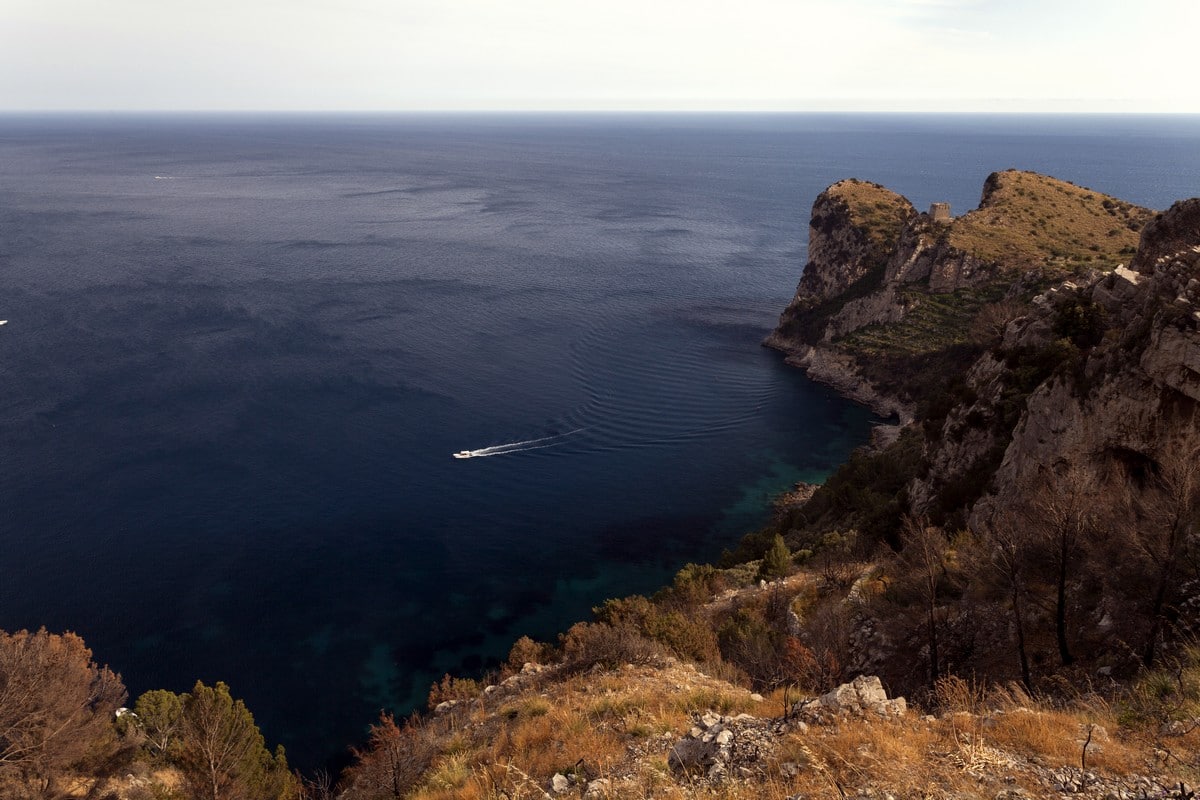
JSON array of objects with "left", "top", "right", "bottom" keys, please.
[
  {"left": 919, "top": 198, "right": 1200, "bottom": 530},
  {"left": 766, "top": 170, "right": 1153, "bottom": 423},
  {"left": 768, "top": 175, "right": 1199, "bottom": 691}
]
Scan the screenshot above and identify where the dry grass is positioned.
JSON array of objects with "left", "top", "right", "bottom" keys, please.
[
  {"left": 948, "top": 170, "right": 1152, "bottom": 273},
  {"left": 408, "top": 663, "right": 767, "bottom": 800},
  {"left": 393, "top": 581, "right": 1197, "bottom": 800},
  {"left": 401, "top": 657, "right": 1190, "bottom": 800}
]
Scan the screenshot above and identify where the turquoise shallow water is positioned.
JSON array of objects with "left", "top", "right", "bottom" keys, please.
[{"left": 1, "top": 113, "right": 1198, "bottom": 768}]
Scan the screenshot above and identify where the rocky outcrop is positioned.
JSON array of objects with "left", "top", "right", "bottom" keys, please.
[
  {"left": 767, "top": 171, "right": 1153, "bottom": 417},
  {"left": 667, "top": 676, "right": 906, "bottom": 785},
  {"left": 883, "top": 214, "right": 996, "bottom": 292},
  {"left": 982, "top": 240, "right": 1199, "bottom": 523},
  {"left": 667, "top": 711, "right": 777, "bottom": 783},
  {"left": 775, "top": 342, "right": 915, "bottom": 422},
  {"left": 793, "top": 674, "right": 907, "bottom": 722},
  {"left": 1132, "top": 200, "right": 1200, "bottom": 275},
  {"left": 788, "top": 180, "right": 916, "bottom": 308},
  {"left": 764, "top": 180, "right": 916, "bottom": 359}
]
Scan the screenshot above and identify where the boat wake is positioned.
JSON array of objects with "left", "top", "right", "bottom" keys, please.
[{"left": 453, "top": 429, "right": 585, "bottom": 459}]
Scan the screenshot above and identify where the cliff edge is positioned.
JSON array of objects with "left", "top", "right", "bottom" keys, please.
[{"left": 765, "top": 170, "right": 1153, "bottom": 422}]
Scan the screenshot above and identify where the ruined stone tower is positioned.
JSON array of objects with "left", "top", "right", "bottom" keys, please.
[{"left": 929, "top": 202, "right": 952, "bottom": 222}]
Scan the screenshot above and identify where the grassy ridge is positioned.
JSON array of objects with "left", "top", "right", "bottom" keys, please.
[
  {"left": 948, "top": 170, "right": 1151, "bottom": 272},
  {"left": 826, "top": 178, "right": 915, "bottom": 251}
]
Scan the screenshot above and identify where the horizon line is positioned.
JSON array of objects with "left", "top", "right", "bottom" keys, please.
[{"left": 2, "top": 108, "right": 1199, "bottom": 116}]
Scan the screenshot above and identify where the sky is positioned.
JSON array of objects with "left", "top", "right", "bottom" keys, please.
[{"left": 2, "top": 0, "right": 1198, "bottom": 112}]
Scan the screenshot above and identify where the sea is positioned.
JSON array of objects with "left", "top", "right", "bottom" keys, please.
[{"left": 1, "top": 113, "right": 1198, "bottom": 769}]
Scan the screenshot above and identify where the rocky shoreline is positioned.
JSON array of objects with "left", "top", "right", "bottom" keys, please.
[{"left": 762, "top": 334, "right": 915, "bottom": 424}]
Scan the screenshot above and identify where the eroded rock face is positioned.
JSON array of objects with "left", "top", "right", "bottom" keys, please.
[
  {"left": 791, "top": 182, "right": 916, "bottom": 308},
  {"left": 768, "top": 181, "right": 917, "bottom": 355},
  {"left": 912, "top": 199, "right": 1200, "bottom": 529},
  {"left": 1132, "top": 199, "right": 1200, "bottom": 276},
  {"left": 797, "top": 190, "right": 878, "bottom": 305},
  {"left": 774, "top": 343, "right": 915, "bottom": 422},
  {"left": 767, "top": 172, "right": 1158, "bottom": 423}
]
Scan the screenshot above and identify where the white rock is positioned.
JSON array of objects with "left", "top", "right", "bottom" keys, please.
[{"left": 583, "top": 778, "right": 610, "bottom": 799}]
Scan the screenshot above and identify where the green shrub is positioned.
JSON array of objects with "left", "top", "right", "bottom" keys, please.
[
  {"left": 757, "top": 534, "right": 793, "bottom": 581},
  {"left": 1119, "top": 646, "right": 1200, "bottom": 727},
  {"left": 559, "top": 622, "right": 665, "bottom": 672},
  {"left": 594, "top": 595, "right": 720, "bottom": 664}
]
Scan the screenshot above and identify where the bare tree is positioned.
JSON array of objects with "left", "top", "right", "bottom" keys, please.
[
  {"left": 969, "top": 298, "right": 1026, "bottom": 346},
  {"left": 0, "top": 628, "right": 126, "bottom": 799},
  {"left": 1024, "top": 463, "right": 1100, "bottom": 667},
  {"left": 339, "top": 713, "right": 436, "bottom": 800},
  {"left": 980, "top": 512, "right": 1034, "bottom": 690},
  {"left": 1135, "top": 429, "right": 1200, "bottom": 665},
  {"left": 900, "top": 516, "right": 950, "bottom": 687},
  {"left": 298, "top": 769, "right": 335, "bottom": 800}
]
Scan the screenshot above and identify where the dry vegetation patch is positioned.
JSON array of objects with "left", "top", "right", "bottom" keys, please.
[
  {"left": 398, "top": 657, "right": 1195, "bottom": 800},
  {"left": 827, "top": 179, "right": 915, "bottom": 249},
  {"left": 406, "top": 661, "right": 766, "bottom": 800},
  {"left": 948, "top": 170, "right": 1152, "bottom": 273}
]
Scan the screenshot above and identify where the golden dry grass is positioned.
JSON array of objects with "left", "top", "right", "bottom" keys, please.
[
  {"left": 948, "top": 170, "right": 1152, "bottom": 273},
  {"left": 401, "top": 604, "right": 1195, "bottom": 800},
  {"left": 407, "top": 663, "right": 1186, "bottom": 800},
  {"left": 408, "top": 663, "right": 766, "bottom": 800}
]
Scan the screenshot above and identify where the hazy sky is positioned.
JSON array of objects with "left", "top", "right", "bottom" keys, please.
[{"left": 2, "top": 0, "right": 1197, "bottom": 112}]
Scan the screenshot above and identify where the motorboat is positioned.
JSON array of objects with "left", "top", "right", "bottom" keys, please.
[{"left": 453, "top": 450, "right": 473, "bottom": 459}]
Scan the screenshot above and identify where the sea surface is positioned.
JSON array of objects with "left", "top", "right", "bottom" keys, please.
[{"left": 1, "top": 113, "right": 1198, "bottom": 768}]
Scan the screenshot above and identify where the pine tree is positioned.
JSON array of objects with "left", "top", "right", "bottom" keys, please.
[
  {"left": 757, "top": 534, "right": 793, "bottom": 582},
  {"left": 177, "top": 680, "right": 296, "bottom": 800},
  {"left": 134, "top": 689, "right": 184, "bottom": 761}
]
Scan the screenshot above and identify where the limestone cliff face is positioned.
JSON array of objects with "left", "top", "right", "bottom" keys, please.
[
  {"left": 769, "top": 171, "right": 1200, "bottom": 541},
  {"left": 911, "top": 199, "right": 1200, "bottom": 525},
  {"left": 783, "top": 179, "right": 916, "bottom": 309},
  {"left": 763, "top": 179, "right": 918, "bottom": 420},
  {"left": 767, "top": 170, "right": 1154, "bottom": 426},
  {"left": 969, "top": 201, "right": 1200, "bottom": 525}
]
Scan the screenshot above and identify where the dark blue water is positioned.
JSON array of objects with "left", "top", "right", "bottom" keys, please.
[{"left": 2, "top": 113, "right": 1198, "bottom": 768}]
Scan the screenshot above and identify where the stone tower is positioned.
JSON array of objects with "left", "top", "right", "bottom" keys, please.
[{"left": 929, "top": 202, "right": 952, "bottom": 222}]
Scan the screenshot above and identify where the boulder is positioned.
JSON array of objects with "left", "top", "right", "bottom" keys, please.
[{"left": 796, "top": 675, "right": 907, "bottom": 720}]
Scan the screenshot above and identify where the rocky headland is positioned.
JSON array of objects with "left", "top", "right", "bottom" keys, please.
[{"left": 764, "top": 171, "right": 1154, "bottom": 423}]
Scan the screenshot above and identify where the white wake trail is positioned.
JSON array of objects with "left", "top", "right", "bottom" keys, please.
[{"left": 456, "top": 428, "right": 585, "bottom": 459}]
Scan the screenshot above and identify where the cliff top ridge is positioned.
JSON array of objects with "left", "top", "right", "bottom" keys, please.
[{"left": 951, "top": 169, "right": 1152, "bottom": 273}]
